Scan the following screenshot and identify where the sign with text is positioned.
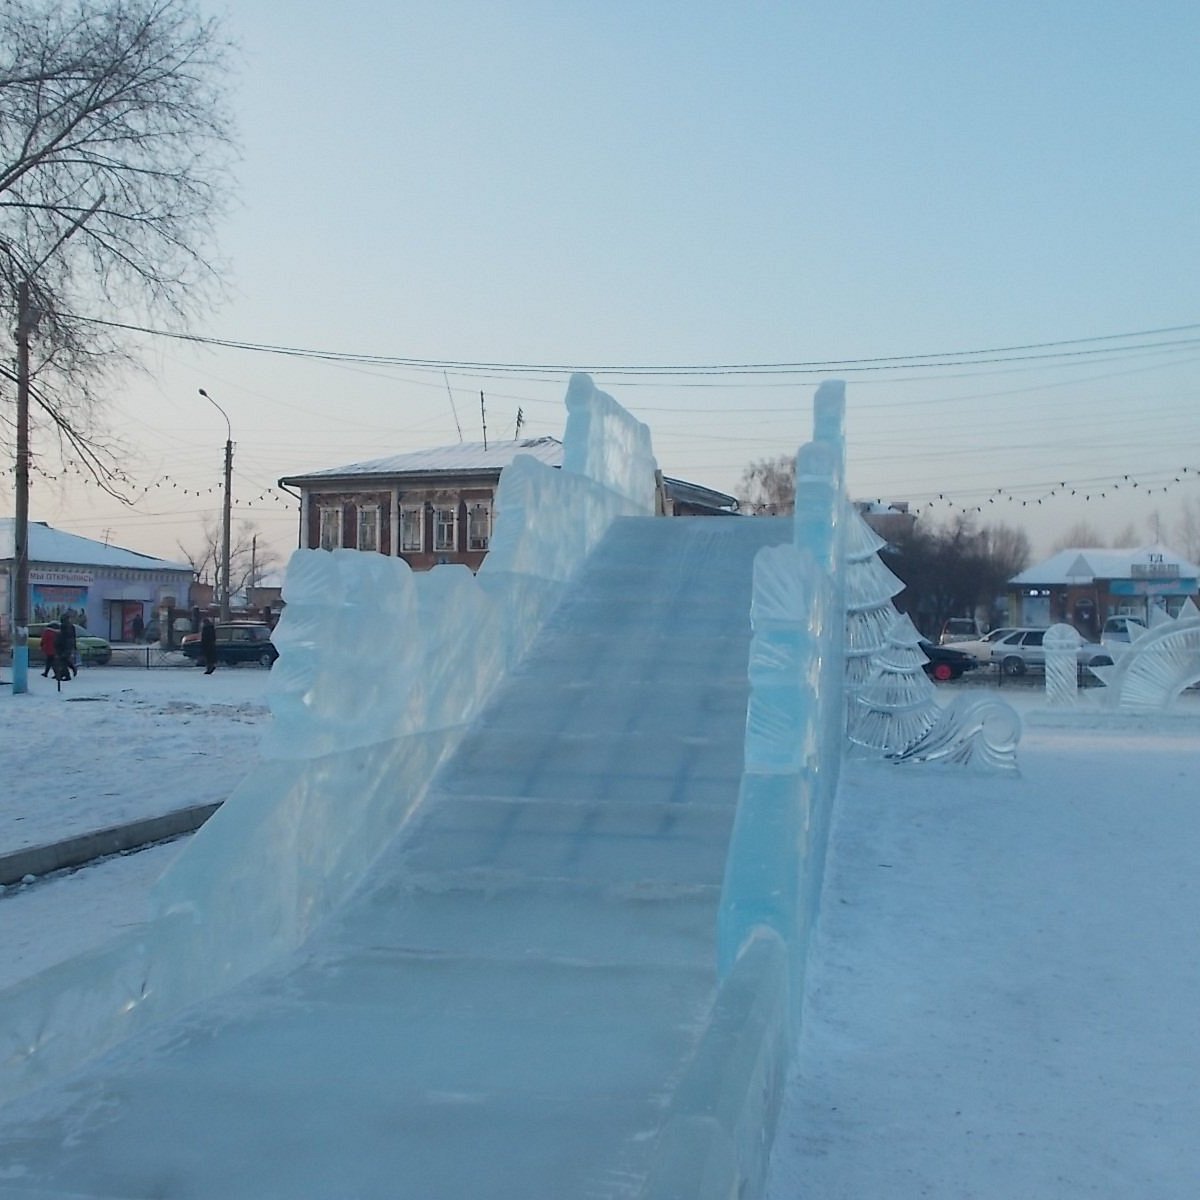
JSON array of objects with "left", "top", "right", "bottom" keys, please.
[{"left": 30, "top": 569, "right": 94, "bottom": 586}]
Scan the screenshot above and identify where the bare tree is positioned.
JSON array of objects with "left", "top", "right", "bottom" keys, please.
[
  {"left": 1110, "top": 522, "right": 1142, "bottom": 548},
  {"left": 1177, "top": 497, "right": 1200, "bottom": 564},
  {"left": 885, "top": 516, "right": 1032, "bottom": 637},
  {"left": 0, "top": 0, "right": 235, "bottom": 488},
  {"left": 739, "top": 453, "right": 795, "bottom": 514},
  {"left": 1050, "top": 520, "right": 1108, "bottom": 552},
  {"left": 179, "top": 518, "right": 281, "bottom": 601}
]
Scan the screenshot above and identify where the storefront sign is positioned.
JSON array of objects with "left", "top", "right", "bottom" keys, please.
[{"left": 31, "top": 569, "right": 93, "bottom": 586}]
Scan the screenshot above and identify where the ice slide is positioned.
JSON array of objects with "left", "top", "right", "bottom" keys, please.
[{"left": 0, "top": 378, "right": 846, "bottom": 1198}]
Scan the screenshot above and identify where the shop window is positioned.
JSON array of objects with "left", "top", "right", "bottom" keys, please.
[
  {"left": 319, "top": 506, "right": 342, "bottom": 551},
  {"left": 400, "top": 506, "right": 424, "bottom": 553},
  {"left": 467, "top": 502, "right": 492, "bottom": 551},
  {"left": 357, "top": 505, "right": 379, "bottom": 552},
  {"left": 434, "top": 506, "right": 458, "bottom": 552}
]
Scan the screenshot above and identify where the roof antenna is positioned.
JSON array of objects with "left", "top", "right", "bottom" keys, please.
[
  {"left": 480, "top": 390, "right": 488, "bottom": 450},
  {"left": 514, "top": 407, "right": 525, "bottom": 439},
  {"left": 443, "top": 371, "right": 464, "bottom": 443}
]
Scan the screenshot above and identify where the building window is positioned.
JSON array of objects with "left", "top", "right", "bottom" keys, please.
[
  {"left": 319, "top": 506, "right": 342, "bottom": 551},
  {"left": 467, "top": 501, "right": 491, "bottom": 551},
  {"left": 357, "top": 505, "right": 379, "bottom": 552},
  {"left": 434, "top": 506, "right": 458, "bottom": 552},
  {"left": 400, "top": 506, "right": 424, "bottom": 553}
]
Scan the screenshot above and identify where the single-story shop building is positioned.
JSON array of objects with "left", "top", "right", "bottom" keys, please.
[
  {"left": 1007, "top": 544, "right": 1200, "bottom": 638},
  {"left": 1, "top": 519, "right": 194, "bottom": 642}
]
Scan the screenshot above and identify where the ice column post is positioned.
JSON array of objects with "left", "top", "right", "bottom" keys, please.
[
  {"left": 718, "top": 382, "right": 847, "bottom": 1010},
  {"left": 1044, "top": 623, "right": 1081, "bottom": 706}
]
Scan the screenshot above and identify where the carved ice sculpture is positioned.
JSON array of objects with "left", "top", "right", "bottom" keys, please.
[
  {"left": 1043, "top": 623, "right": 1081, "bottom": 707},
  {"left": 1089, "top": 599, "right": 1200, "bottom": 711},
  {"left": 849, "top": 612, "right": 940, "bottom": 756},
  {"left": 843, "top": 507, "right": 908, "bottom": 708},
  {"left": 892, "top": 695, "right": 1022, "bottom": 773},
  {"left": 845, "top": 513, "right": 1021, "bottom": 771}
]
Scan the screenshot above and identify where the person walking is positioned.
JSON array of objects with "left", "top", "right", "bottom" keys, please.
[
  {"left": 54, "top": 615, "right": 78, "bottom": 680},
  {"left": 200, "top": 618, "right": 218, "bottom": 674},
  {"left": 39, "top": 625, "right": 58, "bottom": 677}
]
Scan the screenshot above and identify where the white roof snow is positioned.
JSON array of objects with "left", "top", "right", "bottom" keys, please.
[
  {"left": 0, "top": 519, "right": 192, "bottom": 573},
  {"left": 1012, "top": 544, "right": 1200, "bottom": 585},
  {"left": 281, "top": 437, "right": 565, "bottom": 482}
]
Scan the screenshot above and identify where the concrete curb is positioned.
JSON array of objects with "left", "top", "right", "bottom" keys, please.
[{"left": 0, "top": 802, "right": 222, "bottom": 888}]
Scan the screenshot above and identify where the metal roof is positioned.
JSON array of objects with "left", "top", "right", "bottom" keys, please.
[
  {"left": 1011, "top": 544, "right": 1200, "bottom": 585},
  {"left": 0, "top": 519, "right": 192, "bottom": 573},
  {"left": 279, "top": 437, "right": 565, "bottom": 484}
]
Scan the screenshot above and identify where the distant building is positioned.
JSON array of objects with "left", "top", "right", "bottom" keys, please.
[
  {"left": 278, "top": 438, "right": 738, "bottom": 572},
  {"left": 1008, "top": 544, "right": 1200, "bottom": 638},
  {"left": 0, "top": 519, "right": 193, "bottom": 642},
  {"left": 853, "top": 500, "right": 917, "bottom": 544}
]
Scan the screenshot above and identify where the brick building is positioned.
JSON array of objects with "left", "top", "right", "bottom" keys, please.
[{"left": 279, "top": 438, "right": 738, "bottom": 571}]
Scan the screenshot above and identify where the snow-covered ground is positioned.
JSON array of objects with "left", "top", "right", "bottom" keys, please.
[
  {"left": 0, "top": 665, "right": 268, "bottom": 989},
  {"left": 0, "top": 664, "right": 267, "bottom": 852},
  {"left": 2, "top": 666, "right": 1197, "bottom": 1196}
]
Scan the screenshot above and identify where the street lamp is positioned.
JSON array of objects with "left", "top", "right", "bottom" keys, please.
[{"left": 198, "top": 388, "right": 233, "bottom": 621}]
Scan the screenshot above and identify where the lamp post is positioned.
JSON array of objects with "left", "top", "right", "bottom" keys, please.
[{"left": 198, "top": 388, "right": 233, "bottom": 621}]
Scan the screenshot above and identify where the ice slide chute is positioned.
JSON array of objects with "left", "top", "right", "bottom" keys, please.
[{"left": 0, "top": 379, "right": 851, "bottom": 1200}]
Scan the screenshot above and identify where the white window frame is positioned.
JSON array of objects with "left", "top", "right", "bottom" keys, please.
[
  {"left": 434, "top": 505, "right": 458, "bottom": 552},
  {"left": 357, "top": 504, "right": 380, "bottom": 552},
  {"left": 318, "top": 505, "right": 342, "bottom": 551},
  {"left": 400, "top": 505, "right": 424, "bottom": 553},
  {"left": 467, "top": 501, "right": 492, "bottom": 551}
]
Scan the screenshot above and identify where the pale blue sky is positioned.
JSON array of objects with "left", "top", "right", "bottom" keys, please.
[{"left": 25, "top": 0, "right": 1200, "bottom": 565}]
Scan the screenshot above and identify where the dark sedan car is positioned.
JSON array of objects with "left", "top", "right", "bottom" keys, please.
[
  {"left": 180, "top": 622, "right": 278, "bottom": 667},
  {"left": 919, "top": 640, "right": 979, "bottom": 682}
]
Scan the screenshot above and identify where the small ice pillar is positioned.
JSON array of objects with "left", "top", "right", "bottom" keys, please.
[{"left": 1044, "top": 623, "right": 1081, "bottom": 706}]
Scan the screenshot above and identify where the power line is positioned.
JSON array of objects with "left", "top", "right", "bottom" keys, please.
[{"left": 72, "top": 314, "right": 1200, "bottom": 378}]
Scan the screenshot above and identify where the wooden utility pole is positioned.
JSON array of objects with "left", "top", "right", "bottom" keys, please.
[
  {"left": 480, "top": 391, "right": 488, "bottom": 450},
  {"left": 8, "top": 198, "right": 103, "bottom": 694},
  {"left": 221, "top": 433, "right": 233, "bottom": 620},
  {"left": 11, "top": 280, "right": 35, "bottom": 694},
  {"left": 199, "top": 388, "right": 233, "bottom": 621}
]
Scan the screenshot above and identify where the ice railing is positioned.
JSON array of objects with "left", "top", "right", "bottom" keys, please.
[
  {"left": 639, "top": 382, "right": 848, "bottom": 1200},
  {"left": 0, "top": 371, "right": 658, "bottom": 1106}
]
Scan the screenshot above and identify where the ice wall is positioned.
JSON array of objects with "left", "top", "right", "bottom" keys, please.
[
  {"left": 641, "top": 382, "right": 848, "bottom": 1200},
  {"left": 0, "top": 372, "right": 658, "bottom": 1106}
]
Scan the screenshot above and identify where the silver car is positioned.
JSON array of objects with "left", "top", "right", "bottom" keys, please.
[{"left": 990, "top": 628, "right": 1113, "bottom": 676}]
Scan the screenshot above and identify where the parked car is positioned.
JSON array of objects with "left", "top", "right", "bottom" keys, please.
[
  {"left": 180, "top": 622, "right": 278, "bottom": 668},
  {"left": 950, "top": 628, "right": 1019, "bottom": 664},
  {"left": 27, "top": 622, "right": 113, "bottom": 666},
  {"left": 989, "top": 628, "right": 1113, "bottom": 676},
  {"left": 919, "top": 640, "right": 980, "bottom": 681},
  {"left": 1101, "top": 614, "right": 1147, "bottom": 648},
  {"left": 938, "top": 618, "right": 984, "bottom": 645}
]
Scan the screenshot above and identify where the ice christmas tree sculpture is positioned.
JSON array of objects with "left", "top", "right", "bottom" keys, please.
[
  {"left": 843, "top": 504, "right": 1020, "bottom": 772},
  {"left": 843, "top": 507, "right": 910, "bottom": 707},
  {"left": 850, "top": 611, "right": 940, "bottom": 756}
]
